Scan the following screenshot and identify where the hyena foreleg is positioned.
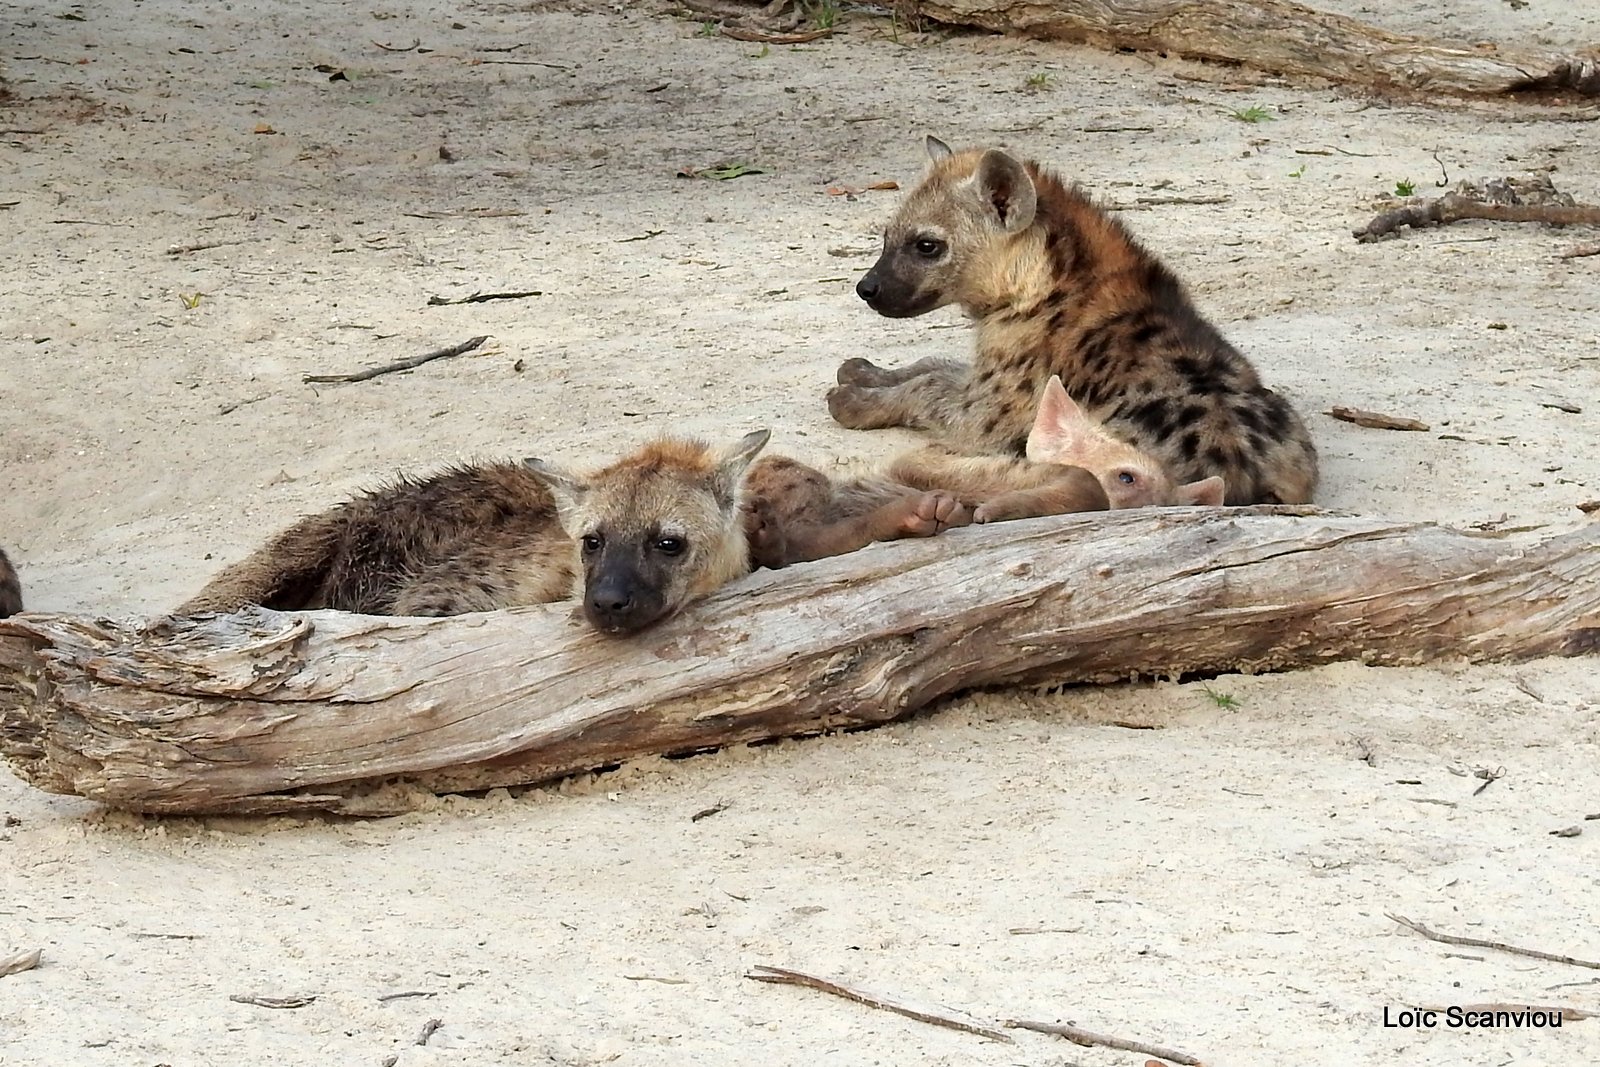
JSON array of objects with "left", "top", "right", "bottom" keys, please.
[
  {"left": 836, "top": 355, "right": 966, "bottom": 388},
  {"left": 827, "top": 358, "right": 971, "bottom": 433},
  {"left": 743, "top": 457, "right": 970, "bottom": 567}
]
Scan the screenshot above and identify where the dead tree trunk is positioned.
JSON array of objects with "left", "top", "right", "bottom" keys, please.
[
  {"left": 907, "top": 0, "right": 1600, "bottom": 97},
  {"left": 3, "top": 508, "right": 1598, "bottom": 817}
]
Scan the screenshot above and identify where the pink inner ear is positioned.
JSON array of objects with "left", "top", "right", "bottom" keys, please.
[
  {"left": 1028, "top": 378, "right": 1094, "bottom": 457},
  {"left": 1179, "top": 476, "right": 1226, "bottom": 507}
]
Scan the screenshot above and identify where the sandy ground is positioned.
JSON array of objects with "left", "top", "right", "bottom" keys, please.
[{"left": 3, "top": 1, "right": 1600, "bottom": 1064}]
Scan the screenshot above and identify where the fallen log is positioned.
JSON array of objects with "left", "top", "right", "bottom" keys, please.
[
  {"left": 904, "top": 0, "right": 1600, "bottom": 98},
  {"left": 2, "top": 507, "right": 1598, "bottom": 817}
]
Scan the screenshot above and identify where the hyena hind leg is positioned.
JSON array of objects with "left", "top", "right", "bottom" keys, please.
[{"left": 827, "top": 361, "right": 971, "bottom": 434}]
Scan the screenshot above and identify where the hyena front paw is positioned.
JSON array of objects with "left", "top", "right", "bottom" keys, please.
[
  {"left": 827, "top": 384, "right": 896, "bottom": 430},
  {"left": 836, "top": 357, "right": 892, "bottom": 387},
  {"left": 894, "top": 491, "right": 973, "bottom": 538},
  {"left": 741, "top": 498, "right": 788, "bottom": 569}
]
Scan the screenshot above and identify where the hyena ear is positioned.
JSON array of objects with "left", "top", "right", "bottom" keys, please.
[
  {"left": 1175, "top": 476, "right": 1226, "bottom": 507},
  {"left": 925, "top": 135, "right": 953, "bottom": 163},
  {"left": 973, "top": 149, "right": 1037, "bottom": 233},
  {"left": 711, "top": 428, "right": 772, "bottom": 510},
  {"left": 523, "top": 458, "right": 589, "bottom": 529},
  {"left": 1025, "top": 376, "right": 1092, "bottom": 460}
]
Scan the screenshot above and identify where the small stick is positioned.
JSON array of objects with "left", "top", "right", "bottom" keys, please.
[
  {"left": 690, "top": 800, "right": 729, "bottom": 822},
  {"left": 1327, "top": 406, "right": 1430, "bottom": 432},
  {"left": 474, "top": 58, "right": 573, "bottom": 69},
  {"left": 1007, "top": 1017, "right": 1204, "bottom": 1065},
  {"left": 745, "top": 964, "right": 1013, "bottom": 1042},
  {"left": 0, "top": 948, "right": 42, "bottom": 977},
  {"left": 720, "top": 26, "right": 834, "bottom": 43},
  {"left": 415, "top": 1018, "right": 442, "bottom": 1045},
  {"left": 166, "top": 238, "right": 250, "bottom": 256},
  {"left": 1355, "top": 193, "right": 1600, "bottom": 242},
  {"left": 1420, "top": 1002, "right": 1594, "bottom": 1020},
  {"left": 425, "top": 290, "right": 541, "bottom": 306},
  {"left": 1107, "top": 195, "right": 1230, "bottom": 210},
  {"left": 304, "top": 335, "right": 489, "bottom": 384},
  {"left": 376, "top": 990, "right": 436, "bottom": 1002},
  {"left": 129, "top": 931, "right": 203, "bottom": 940},
  {"left": 229, "top": 993, "right": 316, "bottom": 1008},
  {"left": 373, "top": 38, "right": 421, "bottom": 52},
  {"left": 1388, "top": 914, "right": 1600, "bottom": 970}
]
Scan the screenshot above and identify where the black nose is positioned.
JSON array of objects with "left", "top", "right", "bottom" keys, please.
[
  {"left": 589, "top": 588, "right": 633, "bottom": 616},
  {"left": 855, "top": 273, "right": 879, "bottom": 302}
]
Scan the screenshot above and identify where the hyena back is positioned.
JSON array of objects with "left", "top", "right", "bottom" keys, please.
[
  {"left": 831, "top": 136, "right": 1317, "bottom": 505},
  {"left": 0, "top": 547, "right": 21, "bottom": 618}
]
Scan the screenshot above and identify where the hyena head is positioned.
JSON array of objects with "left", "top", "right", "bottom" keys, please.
[
  {"left": 856, "top": 135, "right": 1040, "bottom": 318},
  {"left": 1026, "top": 377, "right": 1225, "bottom": 509},
  {"left": 525, "top": 430, "right": 770, "bottom": 635}
]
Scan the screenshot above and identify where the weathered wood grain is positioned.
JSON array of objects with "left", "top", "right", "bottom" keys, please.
[{"left": 907, "top": 0, "right": 1600, "bottom": 97}]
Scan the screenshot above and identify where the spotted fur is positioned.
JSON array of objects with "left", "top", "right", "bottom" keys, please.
[
  {"left": 830, "top": 136, "right": 1318, "bottom": 505},
  {"left": 0, "top": 547, "right": 21, "bottom": 618}
]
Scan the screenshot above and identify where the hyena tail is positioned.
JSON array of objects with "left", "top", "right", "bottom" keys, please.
[
  {"left": 177, "top": 512, "right": 347, "bottom": 614},
  {"left": 0, "top": 547, "right": 22, "bottom": 618}
]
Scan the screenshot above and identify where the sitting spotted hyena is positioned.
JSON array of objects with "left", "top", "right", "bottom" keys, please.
[{"left": 829, "top": 136, "right": 1318, "bottom": 506}]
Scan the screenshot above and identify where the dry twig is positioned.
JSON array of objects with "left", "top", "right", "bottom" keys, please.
[
  {"left": 304, "top": 335, "right": 490, "bottom": 384},
  {"left": 1008, "top": 1017, "right": 1204, "bottom": 1065},
  {"left": 166, "top": 238, "right": 251, "bottom": 256},
  {"left": 719, "top": 26, "right": 833, "bottom": 43},
  {"left": 1355, "top": 194, "right": 1600, "bottom": 242},
  {"left": 1388, "top": 914, "right": 1600, "bottom": 970},
  {"left": 746, "top": 965, "right": 1013, "bottom": 1042},
  {"left": 425, "top": 291, "right": 541, "bottom": 306},
  {"left": 1327, "top": 407, "right": 1430, "bottom": 432},
  {"left": 229, "top": 993, "right": 316, "bottom": 1008}
]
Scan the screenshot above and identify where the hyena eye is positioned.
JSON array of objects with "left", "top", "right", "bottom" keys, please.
[
  {"left": 654, "top": 536, "right": 686, "bottom": 556},
  {"left": 912, "top": 237, "right": 947, "bottom": 259},
  {"left": 1117, "top": 471, "right": 1138, "bottom": 485},
  {"left": 580, "top": 533, "right": 603, "bottom": 554}
]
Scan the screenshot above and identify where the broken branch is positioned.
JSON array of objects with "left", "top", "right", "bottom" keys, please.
[
  {"left": 904, "top": 0, "right": 1600, "bottom": 97},
  {"left": 1007, "top": 1017, "right": 1204, "bottom": 1065},
  {"left": 746, "top": 965, "right": 1013, "bottom": 1042},
  {"left": 303, "top": 335, "right": 490, "bottom": 384},
  {"left": 1388, "top": 914, "right": 1600, "bottom": 970},
  {"left": 1326, "top": 406, "right": 1431, "bottom": 432},
  {"left": 425, "top": 291, "right": 542, "bottom": 306},
  {"left": 0, "top": 949, "right": 42, "bottom": 977},
  {"left": 1355, "top": 194, "right": 1600, "bottom": 242}
]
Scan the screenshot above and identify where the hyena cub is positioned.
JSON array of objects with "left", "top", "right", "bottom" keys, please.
[
  {"left": 181, "top": 432, "right": 774, "bottom": 634},
  {"left": 0, "top": 547, "right": 22, "bottom": 618},
  {"left": 830, "top": 136, "right": 1317, "bottom": 505},
  {"left": 181, "top": 433, "right": 983, "bottom": 634}
]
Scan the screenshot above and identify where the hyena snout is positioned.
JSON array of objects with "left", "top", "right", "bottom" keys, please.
[
  {"left": 583, "top": 567, "right": 668, "bottom": 635},
  {"left": 855, "top": 257, "right": 940, "bottom": 319}
]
